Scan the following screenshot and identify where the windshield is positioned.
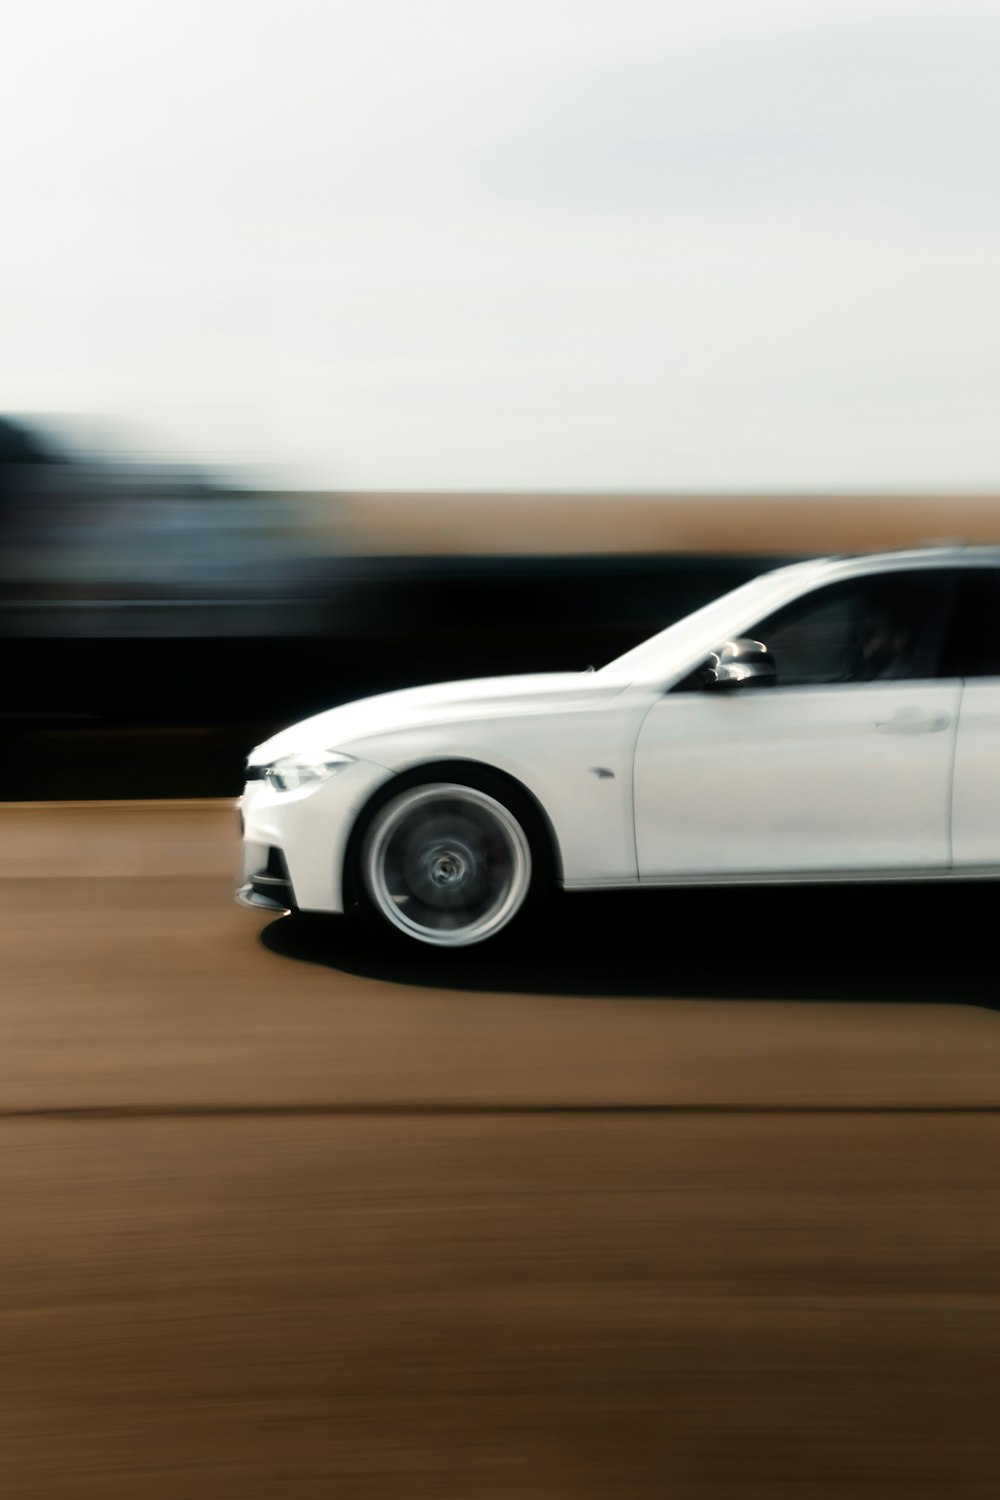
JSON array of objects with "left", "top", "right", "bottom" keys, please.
[{"left": 598, "top": 559, "right": 828, "bottom": 682}]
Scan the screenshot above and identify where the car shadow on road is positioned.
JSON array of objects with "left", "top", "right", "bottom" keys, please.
[{"left": 261, "top": 883, "right": 1000, "bottom": 1010}]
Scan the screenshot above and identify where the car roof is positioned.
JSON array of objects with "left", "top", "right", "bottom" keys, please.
[
  {"left": 769, "top": 545, "right": 1000, "bottom": 585},
  {"left": 842, "top": 544, "right": 1000, "bottom": 567}
]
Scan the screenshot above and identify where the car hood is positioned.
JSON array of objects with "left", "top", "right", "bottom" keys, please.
[{"left": 250, "top": 673, "right": 626, "bottom": 763}]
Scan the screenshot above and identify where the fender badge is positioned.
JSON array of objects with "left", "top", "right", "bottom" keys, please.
[{"left": 590, "top": 767, "right": 615, "bottom": 779}]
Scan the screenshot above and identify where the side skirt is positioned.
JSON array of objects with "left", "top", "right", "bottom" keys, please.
[{"left": 563, "top": 865, "right": 1000, "bottom": 891}]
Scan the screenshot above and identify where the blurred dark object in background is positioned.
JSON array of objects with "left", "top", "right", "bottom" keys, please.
[
  {"left": 3, "top": 414, "right": 996, "bottom": 800},
  {"left": 0, "top": 415, "right": 339, "bottom": 634},
  {"left": 0, "top": 415, "right": 65, "bottom": 566},
  {"left": 0, "top": 416, "right": 793, "bottom": 798}
]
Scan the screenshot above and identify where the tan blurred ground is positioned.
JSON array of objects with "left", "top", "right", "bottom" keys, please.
[
  {"left": 2, "top": 803, "right": 999, "bottom": 1497},
  {"left": 328, "top": 490, "right": 1000, "bottom": 555}
]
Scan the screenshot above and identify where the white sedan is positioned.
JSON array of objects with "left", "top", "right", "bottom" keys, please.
[{"left": 238, "top": 546, "right": 999, "bottom": 947}]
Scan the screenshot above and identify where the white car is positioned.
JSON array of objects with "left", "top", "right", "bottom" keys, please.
[{"left": 238, "top": 547, "right": 1000, "bottom": 948}]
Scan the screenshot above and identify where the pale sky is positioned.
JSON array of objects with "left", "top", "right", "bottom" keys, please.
[{"left": 3, "top": 0, "right": 999, "bottom": 489}]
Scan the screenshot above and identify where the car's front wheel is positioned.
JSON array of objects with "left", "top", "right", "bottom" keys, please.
[{"left": 351, "top": 775, "right": 544, "bottom": 948}]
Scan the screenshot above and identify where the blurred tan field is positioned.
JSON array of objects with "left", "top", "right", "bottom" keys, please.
[{"left": 330, "top": 490, "right": 1000, "bottom": 555}]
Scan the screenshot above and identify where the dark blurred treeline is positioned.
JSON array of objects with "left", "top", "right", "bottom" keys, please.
[
  {"left": 0, "top": 416, "right": 790, "bottom": 798},
  {"left": 1, "top": 555, "right": 787, "bottom": 799}
]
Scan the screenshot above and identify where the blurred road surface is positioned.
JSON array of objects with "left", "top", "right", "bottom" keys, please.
[{"left": 2, "top": 803, "right": 999, "bottom": 1497}]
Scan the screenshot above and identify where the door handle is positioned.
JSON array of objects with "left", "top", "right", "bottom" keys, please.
[{"left": 874, "top": 712, "right": 951, "bottom": 734}]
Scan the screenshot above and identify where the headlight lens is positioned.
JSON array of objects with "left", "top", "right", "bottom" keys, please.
[{"left": 265, "top": 751, "right": 355, "bottom": 793}]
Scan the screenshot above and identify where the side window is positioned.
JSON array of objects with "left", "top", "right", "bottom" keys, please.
[
  {"left": 941, "top": 569, "right": 1000, "bottom": 677},
  {"left": 748, "top": 570, "right": 956, "bottom": 688}
]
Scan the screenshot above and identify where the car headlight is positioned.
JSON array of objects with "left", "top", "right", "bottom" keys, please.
[{"left": 265, "top": 751, "right": 356, "bottom": 793}]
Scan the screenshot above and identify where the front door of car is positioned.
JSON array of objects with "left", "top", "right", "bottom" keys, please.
[{"left": 633, "top": 569, "right": 962, "bottom": 879}]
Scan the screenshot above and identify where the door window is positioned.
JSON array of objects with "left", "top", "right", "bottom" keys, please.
[{"left": 745, "top": 570, "right": 956, "bottom": 688}]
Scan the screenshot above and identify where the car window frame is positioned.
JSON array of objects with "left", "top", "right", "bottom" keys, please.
[
  {"left": 667, "top": 566, "right": 962, "bottom": 695},
  {"left": 939, "top": 565, "right": 1000, "bottom": 679}
]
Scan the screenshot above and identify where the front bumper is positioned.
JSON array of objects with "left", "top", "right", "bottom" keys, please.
[
  {"left": 237, "top": 845, "right": 296, "bottom": 912},
  {"left": 236, "top": 756, "right": 395, "bottom": 914},
  {"left": 236, "top": 882, "right": 291, "bottom": 913}
]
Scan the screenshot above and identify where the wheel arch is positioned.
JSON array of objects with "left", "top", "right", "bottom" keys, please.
[{"left": 341, "top": 757, "right": 564, "bottom": 911}]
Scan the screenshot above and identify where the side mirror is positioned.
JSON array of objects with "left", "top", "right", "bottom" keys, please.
[{"left": 701, "top": 638, "right": 776, "bottom": 691}]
